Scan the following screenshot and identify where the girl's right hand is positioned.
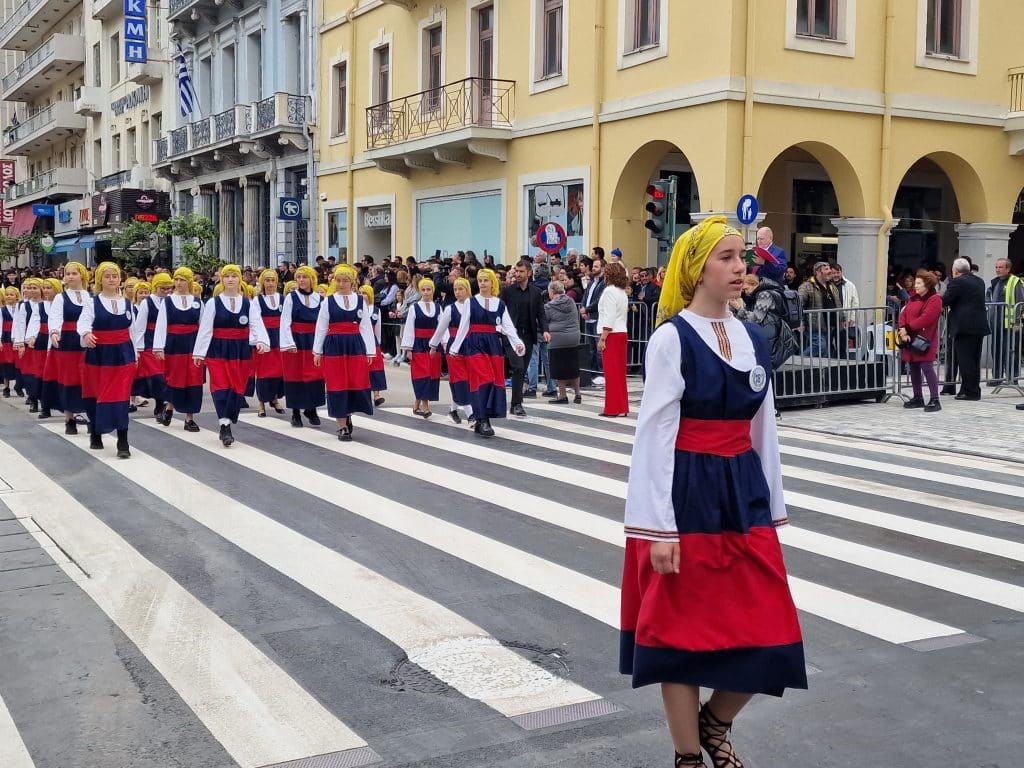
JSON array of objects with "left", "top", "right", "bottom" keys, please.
[
  {"left": 650, "top": 541, "right": 680, "bottom": 574},
  {"left": 82, "top": 333, "right": 97, "bottom": 349}
]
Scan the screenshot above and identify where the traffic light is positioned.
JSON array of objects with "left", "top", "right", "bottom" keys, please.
[{"left": 644, "top": 178, "right": 677, "bottom": 243}]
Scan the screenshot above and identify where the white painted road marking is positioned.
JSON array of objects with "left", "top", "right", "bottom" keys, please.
[{"left": 0, "top": 689, "right": 35, "bottom": 768}]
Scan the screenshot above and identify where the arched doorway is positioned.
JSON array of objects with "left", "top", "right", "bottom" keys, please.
[
  {"left": 1006, "top": 187, "right": 1024, "bottom": 272},
  {"left": 609, "top": 140, "right": 702, "bottom": 267}
]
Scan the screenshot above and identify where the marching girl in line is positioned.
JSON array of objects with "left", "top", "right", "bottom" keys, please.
[
  {"left": 9, "top": 284, "right": 30, "bottom": 398},
  {"left": 123, "top": 277, "right": 139, "bottom": 307},
  {"left": 284, "top": 280, "right": 297, "bottom": 296},
  {"left": 1, "top": 286, "right": 19, "bottom": 397},
  {"left": 447, "top": 268, "right": 524, "bottom": 438},
  {"left": 428, "top": 277, "right": 473, "bottom": 425},
  {"left": 44, "top": 263, "right": 89, "bottom": 434},
  {"left": 133, "top": 273, "right": 172, "bottom": 418},
  {"left": 400, "top": 277, "right": 442, "bottom": 418},
  {"left": 620, "top": 217, "right": 806, "bottom": 768},
  {"left": 358, "top": 283, "right": 387, "bottom": 406},
  {"left": 280, "top": 265, "right": 325, "bottom": 427},
  {"left": 78, "top": 262, "right": 136, "bottom": 459},
  {"left": 252, "top": 269, "right": 286, "bottom": 417},
  {"left": 18, "top": 278, "right": 46, "bottom": 414},
  {"left": 33, "top": 278, "right": 62, "bottom": 419},
  {"left": 312, "top": 264, "right": 376, "bottom": 442},
  {"left": 192, "top": 265, "right": 269, "bottom": 447},
  {"left": 153, "top": 267, "right": 204, "bottom": 432},
  {"left": 128, "top": 281, "right": 152, "bottom": 413}
]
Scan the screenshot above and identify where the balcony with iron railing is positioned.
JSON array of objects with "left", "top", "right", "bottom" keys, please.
[
  {"left": 1, "top": 33, "right": 85, "bottom": 102},
  {"left": 1006, "top": 67, "right": 1024, "bottom": 155},
  {"left": 364, "top": 77, "right": 515, "bottom": 176},
  {"left": 3, "top": 167, "right": 88, "bottom": 206},
  {"left": 2, "top": 102, "right": 86, "bottom": 156},
  {"left": 0, "top": 0, "right": 82, "bottom": 52},
  {"left": 154, "top": 93, "right": 307, "bottom": 171},
  {"left": 168, "top": 0, "right": 221, "bottom": 23}
]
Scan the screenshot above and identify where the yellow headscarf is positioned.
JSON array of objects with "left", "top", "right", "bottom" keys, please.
[
  {"left": 20, "top": 278, "right": 41, "bottom": 295},
  {"left": 476, "top": 268, "right": 499, "bottom": 296},
  {"left": 358, "top": 284, "right": 374, "bottom": 305},
  {"left": 64, "top": 261, "right": 89, "bottom": 286},
  {"left": 46, "top": 278, "right": 63, "bottom": 295},
  {"left": 417, "top": 277, "right": 436, "bottom": 294},
  {"left": 94, "top": 262, "right": 122, "bottom": 294},
  {"left": 212, "top": 283, "right": 224, "bottom": 298},
  {"left": 173, "top": 266, "right": 195, "bottom": 283},
  {"left": 134, "top": 283, "right": 152, "bottom": 303},
  {"left": 190, "top": 281, "right": 202, "bottom": 298},
  {"left": 283, "top": 280, "right": 297, "bottom": 295},
  {"left": 258, "top": 269, "right": 278, "bottom": 294},
  {"left": 655, "top": 215, "right": 742, "bottom": 326},
  {"left": 332, "top": 263, "right": 358, "bottom": 283},
  {"left": 5, "top": 286, "right": 21, "bottom": 302},
  {"left": 315, "top": 284, "right": 328, "bottom": 296},
  {"left": 151, "top": 273, "right": 174, "bottom": 291},
  {"left": 453, "top": 277, "right": 471, "bottom": 296},
  {"left": 244, "top": 283, "right": 256, "bottom": 299},
  {"left": 294, "top": 265, "right": 318, "bottom": 292},
  {"left": 219, "top": 264, "right": 242, "bottom": 285}
]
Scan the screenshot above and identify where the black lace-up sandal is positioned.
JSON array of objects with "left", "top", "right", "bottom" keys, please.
[
  {"left": 698, "top": 703, "right": 744, "bottom": 768},
  {"left": 676, "top": 752, "right": 706, "bottom": 767}
]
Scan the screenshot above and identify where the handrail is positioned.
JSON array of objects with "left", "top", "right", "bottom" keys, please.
[
  {"left": 1, "top": 35, "right": 54, "bottom": 91},
  {"left": 0, "top": 0, "right": 43, "bottom": 42},
  {"left": 1010, "top": 67, "right": 1024, "bottom": 113},
  {"left": 2, "top": 103, "right": 56, "bottom": 147}
]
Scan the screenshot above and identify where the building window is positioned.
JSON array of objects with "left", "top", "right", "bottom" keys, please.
[
  {"left": 110, "top": 33, "right": 120, "bottom": 84},
  {"left": 425, "top": 26, "right": 443, "bottom": 111},
  {"left": 926, "top": 0, "right": 962, "bottom": 57},
  {"left": 126, "top": 127, "right": 137, "bottom": 166},
  {"left": 542, "top": 0, "right": 563, "bottom": 77},
  {"left": 332, "top": 62, "right": 347, "bottom": 137},
  {"left": 326, "top": 209, "right": 348, "bottom": 262},
  {"left": 92, "top": 43, "right": 101, "bottom": 86},
  {"left": 112, "top": 133, "right": 121, "bottom": 172},
  {"left": 630, "top": 0, "right": 659, "bottom": 52},
  {"left": 374, "top": 45, "right": 390, "bottom": 105},
  {"left": 474, "top": 4, "right": 494, "bottom": 79},
  {"left": 796, "top": 0, "right": 838, "bottom": 39}
]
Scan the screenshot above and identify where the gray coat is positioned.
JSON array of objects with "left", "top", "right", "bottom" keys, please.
[{"left": 544, "top": 294, "right": 581, "bottom": 349}]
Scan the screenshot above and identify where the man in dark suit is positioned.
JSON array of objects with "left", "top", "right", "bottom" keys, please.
[
  {"left": 580, "top": 257, "right": 605, "bottom": 374},
  {"left": 942, "top": 257, "right": 990, "bottom": 401},
  {"left": 501, "top": 260, "right": 548, "bottom": 416}
]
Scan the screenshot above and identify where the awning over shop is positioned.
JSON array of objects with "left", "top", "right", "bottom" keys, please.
[
  {"left": 52, "top": 236, "right": 79, "bottom": 254},
  {"left": 77, "top": 235, "right": 97, "bottom": 248},
  {"left": 7, "top": 206, "right": 36, "bottom": 237}
]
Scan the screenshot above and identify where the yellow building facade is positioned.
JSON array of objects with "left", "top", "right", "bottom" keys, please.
[{"left": 316, "top": 0, "right": 1024, "bottom": 303}]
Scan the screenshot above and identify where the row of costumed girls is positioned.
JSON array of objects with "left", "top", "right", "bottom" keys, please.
[{"left": 0, "top": 263, "right": 527, "bottom": 456}]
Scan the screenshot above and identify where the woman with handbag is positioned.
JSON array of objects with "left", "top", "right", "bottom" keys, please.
[{"left": 898, "top": 269, "right": 943, "bottom": 412}]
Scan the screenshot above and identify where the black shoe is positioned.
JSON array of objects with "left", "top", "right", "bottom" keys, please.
[
  {"left": 573, "top": 394, "right": 582, "bottom": 404},
  {"left": 346, "top": 416, "right": 353, "bottom": 435},
  {"left": 449, "top": 410, "right": 462, "bottom": 424},
  {"left": 28, "top": 400, "right": 38, "bottom": 413},
  {"left": 955, "top": 393, "right": 981, "bottom": 401},
  {"left": 698, "top": 703, "right": 739, "bottom": 768},
  {"left": 14, "top": 387, "right": 23, "bottom": 397},
  {"left": 2, "top": 387, "right": 9, "bottom": 398},
  {"left": 291, "top": 410, "right": 303, "bottom": 427},
  {"left": 159, "top": 409, "right": 172, "bottom": 426},
  {"left": 241, "top": 399, "right": 250, "bottom": 409},
  {"left": 153, "top": 401, "right": 164, "bottom": 418},
  {"left": 923, "top": 398, "right": 942, "bottom": 413},
  {"left": 303, "top": 409, "right": 321, "bottom": 426},
  {"left": 476, "top": 418, "right": 495, "bottom": 437},
  {"left": 89, "top": 434, "right": 103, "bottom": 450},
  {"left": 674, "top": 752, "right": 706, "bottom": 767},
  {"left": 184, "top": 420, "right": 200, "bottom": 432},
  {"left": 38, "top": 409, "right": 51, "bottom": 419},
  {"left": 337, "top": 426, "right": 352, "bottom": 442},
  {"left": 1016, "top": 403, "right": 1024, "bottom": 411},
  {"left": 511, "top": 404, "right": 527, "bottom": 417},
  {"left": 271, "top": 400, "right": 285, "bottom": 414},
  {"left": 116, "top": 430, "right": 130, "bottom": 459},
  {"left": 940, "top": 387, "right": 956, "bottom": 396},
  {"left": 64, "top": 420, "right": 77, "bottom": 435},
  {"left": 219, "top": 424, "right": 234, "bottom": 447},
  {"left": 543, "top": 390, "right": 558, "bottom": 398},
  {"left": 128, "top": 404, "right": 139, "bottom": 413},
  {"left": 551, "top": 397, "right": 569, "bottom": 404},
  {"left": 523, "top": 390, "right": 537, "bottom": 399},
  {"left": 903, "top": 396, "right": 925, "bottom": 409},
  {"left": 374, "top": 397, "right": 386, "bottom": 406}
]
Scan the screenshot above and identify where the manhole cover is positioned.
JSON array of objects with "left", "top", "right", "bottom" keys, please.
[{"left": 383, "top": 638, "right": 571, "bottom": 695}]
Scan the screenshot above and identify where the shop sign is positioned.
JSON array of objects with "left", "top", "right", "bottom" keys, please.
[
  {"left": 136, "top": 194, "right": 155, "bottom": 209},
  {"left": 363, "top": 207, "right": 391, "bottom": 229},
  {"left": 40, "top": 235, "right": 55, "bottom": 253},
  {"left": 123, "top": 0, "right": 147, "bottom": 63},
  {"left": 111, "top": 86, "right": 150, "bottom": 116},
  {"left": 134, "top": 213, "right": 159, "bottom": 223},
  {"left": 0, "top": 160, "right": 14, "bottom": 229},
  {"left": 32, "top": 204, "right": 55, "bottom": 217},
  {"left": 79, "top": 208, "right": 92, "bottom": 226}
]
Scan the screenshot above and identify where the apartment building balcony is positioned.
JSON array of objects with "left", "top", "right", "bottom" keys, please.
[
  {"left": 2, "top": 102, "right": 86, "bottom": 155},
  {"left": 1007, "top": 67, "right": 1024, "bottom": 155},
  {"left": 364, "top": 77, "right": 514, "bottom": 177},
  {"left": 127, "top": 47, "right": 166, "bottom": 86},
  {"left": 94, "top": 166, "right": 156, "bottom": 192},
  {"left": 167, "top": 0, "right": 220, "bottom": 25},
  {"left": 378, "top": 0, "right": 416, "bottom": 8},
  {"left": 3, "top": 167, "right": 88, "bottom": 206},
  {"left": 74, "top": 85, "right": 104, "bottom": 117},
  {"left": 0, "top": 0, "right": 82, "bottom": 52},
  {"left": 91, "top": 0, "right": 122, "bottom": 20},
  {"left": 1, "top": 33, "right": 85, "bottom": 102},
  {"left": 154, "top": 93, "right": 308, "bottom": 176}
]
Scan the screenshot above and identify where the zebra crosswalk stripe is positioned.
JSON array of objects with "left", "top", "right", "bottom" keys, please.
[
  {"left": 0, "top": 690, "right": 34, "bottom": 768},
  {"left": 0, "top": 440, "right": 376, "bottom": 768},
  {"left": 44, "top": 423, "right": 605, "bottom": 722}
]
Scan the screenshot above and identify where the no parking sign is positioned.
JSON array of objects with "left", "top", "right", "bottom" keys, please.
[{"left": 535, "top": 222, "right": 567, "bottom": 255}]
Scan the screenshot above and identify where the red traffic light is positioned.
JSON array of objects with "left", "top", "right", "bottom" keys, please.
[{"left": 646, "top": 184, "right": 666, "bottom": 200}]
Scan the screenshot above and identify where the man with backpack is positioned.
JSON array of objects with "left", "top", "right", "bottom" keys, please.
[{"left": 731, "top": 276, "right": 800, "bottom": 370}]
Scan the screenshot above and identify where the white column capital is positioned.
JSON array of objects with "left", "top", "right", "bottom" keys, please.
[
  {"left": 953, "top": 222, "right": 1018, "bottom": 241},
  {"left": 830, "top": 217, "right": 888, "bottom": 236}
]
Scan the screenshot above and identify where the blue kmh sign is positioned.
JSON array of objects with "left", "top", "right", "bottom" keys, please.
[{"left": 123, "top": 0, "right": 147, "bottom": 64}]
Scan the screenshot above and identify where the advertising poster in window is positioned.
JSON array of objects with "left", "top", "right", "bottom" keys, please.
[
  {"left": 527, "top": 181, "right": 583, "bottom": 256},
  {"left": 0, "top": 160, "right": 15, "bottom": 230}
]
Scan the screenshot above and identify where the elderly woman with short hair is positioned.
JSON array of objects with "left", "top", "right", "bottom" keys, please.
[{"left": 543, "top": 280, "right": 582, "bottom": 404}]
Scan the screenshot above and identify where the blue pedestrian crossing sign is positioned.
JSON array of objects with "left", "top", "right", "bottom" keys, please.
[{"left": 736, "top": 194, "right": 759, "bottom": 226}]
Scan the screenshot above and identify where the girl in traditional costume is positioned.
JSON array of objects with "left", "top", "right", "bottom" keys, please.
[
  {"left": 252, "top": 269, "right": 286, "bottom": 417},
  {"left": 358, "top": 284, "right": 387, "bottom": 406},
  {"left": 153, "top": 267, "right": 204, "bottom": 432},
  {"left": 619, "top": 217, "right": 806, "bottom": 768},
  {"left": 428, "top": 277, "right": 473, "bottom": 424},
  {"left": 133, "top": 273, "right": 172, "bottom": 418},
  {"left": 400, "top": 277, "right": 442, "bottom": 417},
  {"left": 1, "top": 286, "right": 19, "bottom": 397},
  {"left": 17, "top": 278, "right": 45, "bottom": 413},
  {"left": 44, "top": 263, "right": 89, "bottom": 433},
  {"left": 280, "top": 265, "right": 326, "bottom": 427}
]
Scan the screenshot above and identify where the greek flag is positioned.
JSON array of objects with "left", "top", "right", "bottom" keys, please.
[{"left": 176, "top": 43, "right": 199, "bottom": 119}]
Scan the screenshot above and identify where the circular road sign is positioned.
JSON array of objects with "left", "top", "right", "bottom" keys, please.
[{"left": 536, "top": 222, "right": 567, "bottom": 255}]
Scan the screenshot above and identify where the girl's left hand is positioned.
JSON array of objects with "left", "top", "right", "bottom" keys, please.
[
  {"left": 313, "top": 353, "right": 322, "bottom": 367},
  {"left": 255, "top": 343, "right": 267, "bottom": 354},
  {"left": 597, "top": 338, "right": 607, "bottom": 352}
]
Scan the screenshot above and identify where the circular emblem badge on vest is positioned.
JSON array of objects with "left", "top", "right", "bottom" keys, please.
[
  {"left": 238, "top": 315, "right": 248, "bottom": 325},
  {"left": 192, "top": 300, "right": 201, "bottom": 310},
  {"left": 749, "top": 365, "right": 767, "bottom": 393}
]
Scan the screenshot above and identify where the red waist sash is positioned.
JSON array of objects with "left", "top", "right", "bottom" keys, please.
[
  {"left": 328, "top": 321, "right": 359, "bottom": 334},
  {"left": 675, "top": 418, "right": 752, "bottom": 457},
  {"left": 92, "top": 329, "right": 132, "bottom": 344},
  {"left": 469, "top": 324, "right": 497, "bottom": 334},
  {"left": 262, "top": 316, "right": 281, "bottom": 329},
  {"left": 38, "top": 324, "right": 48, "bottom": 335},
  {"left": 61, "top": 322, "right": 78, "bottom": 332},
  {"left": 291, "top": 322, "right": 316, "bottom": 334},
  {"left": 167, "top": 324, "right": 199, "bottom": 335},
  {"left": 414, "top": 328, "right": 435, "bottom": 339},
  {"left": 212, "top": 328, "right": 250, "bottom": 340}
]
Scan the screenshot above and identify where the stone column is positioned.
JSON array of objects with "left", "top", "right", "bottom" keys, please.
[
  {"left": 955, "top": 223, "right": 1017, "bottom": 282},
  {"left": 217, "top": 183, "right": 235, "bottom": 263},
  {"left": 831, "top": 217, "right": 890, "bottom": 307},
  {"left": 242, "top": 178, "right": 263, "bottom": 267}
]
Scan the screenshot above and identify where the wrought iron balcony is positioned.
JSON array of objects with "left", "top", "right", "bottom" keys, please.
[
  {"left": 153, "top": 94, "right": 307, "bottom": 175},
  {"left": 364, "top": 77, "right": 514, "bottom": 176},
  {"left": 2, "top": 102, "right": 86, "bottom": 156},
  {"left": 0, "top": 0, "right": 81, "bottom": 52},
  {"left": 2, "top": 33, "right": 85, "bottom": 102},
  {"left": 1006, "top": 67, "right": 1024, "bottom": 155},
  {"left": 3, "top": 167, "right": 87, "bottom": 205},
  {"left": 94, "top": 170, "right": 132, "bottom": 192},
  {"left": 168, "top": 0, "right": 219, "bottom": 23}
]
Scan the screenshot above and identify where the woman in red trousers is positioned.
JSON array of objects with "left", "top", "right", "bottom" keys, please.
[{"left": 598, "top": 261, "right": 631, "bottom": 417}]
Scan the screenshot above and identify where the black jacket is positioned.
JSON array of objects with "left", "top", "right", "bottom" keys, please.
[
  {"left": 582, "top": 277, "right": 605, "bottom": 320},
  {"left": 943, "top": 273, "right": 990, "bottom": 337},
  {"left": 500, "top": 282, "right": 548, "bottom": 343}
]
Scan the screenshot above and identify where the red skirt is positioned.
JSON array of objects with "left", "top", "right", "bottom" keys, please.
[
  {"left": 254, "top": 346, "right": 283, "bottom": 379},
  {"left": 601, "top": 332, "right": 629, "bottom": 416}
]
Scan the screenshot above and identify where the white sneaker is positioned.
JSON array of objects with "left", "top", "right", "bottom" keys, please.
[
  {"left": 592, "top": 376, "right": 605, "bottom": 386},
  {"left": 383, "top": 353, "right": 394, "bottom": 362}
]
